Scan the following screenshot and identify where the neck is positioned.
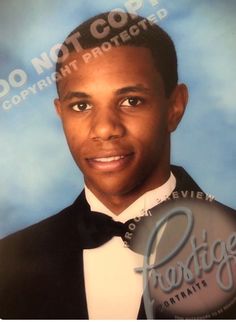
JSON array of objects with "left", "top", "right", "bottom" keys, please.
[{"left": 86, "top": 164, "right": 171, "bottom": 215}]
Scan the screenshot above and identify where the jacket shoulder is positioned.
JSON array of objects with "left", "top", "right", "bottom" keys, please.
[
  {"left": 0, "top": 193, "right": 86, "bottom": 319},
  {"left": 0, "top": 190, "right": 87, "bottom": 259}
]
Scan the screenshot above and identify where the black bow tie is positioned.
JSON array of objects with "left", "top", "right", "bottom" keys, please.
[
  {"left": 73, "top": 191, "right": 145, "bottom": 252},
  {"left": 78, "top": 208, "right": 137, "bottom": 249}
]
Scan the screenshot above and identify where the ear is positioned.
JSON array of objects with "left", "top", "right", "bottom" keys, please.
[
  {"left": 54, "top": 98, "right": 62, "bottom": 118},
  {"left": 167, "top": 84, "right": 188, "bottom": 132}
]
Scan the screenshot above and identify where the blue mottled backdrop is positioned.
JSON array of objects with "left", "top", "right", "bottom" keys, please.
[{"left": 0, "top": 0, "right": 235, "bottom": 237}]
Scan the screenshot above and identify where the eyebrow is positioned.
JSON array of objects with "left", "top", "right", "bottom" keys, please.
[
  {"left": 62, "top": 92, "right": 91, "bottom": 101},
  {"left": 115, "top": 84, "right": 151, "bottom": 95},
  {"left": 62, "top": 84, "right": 151, "bottom": 101}
]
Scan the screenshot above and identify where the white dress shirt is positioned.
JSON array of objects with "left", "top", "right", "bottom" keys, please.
[{"left": 83, "top": 173, "right": 176, "bottom": 319}]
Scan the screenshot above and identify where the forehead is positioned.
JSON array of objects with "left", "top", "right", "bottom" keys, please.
[
  {"left": 61, "top": 46, "right": 157, "bottom": 73},
  {"left": 57, "top": 46, "right": 163, "bottom": 95}
]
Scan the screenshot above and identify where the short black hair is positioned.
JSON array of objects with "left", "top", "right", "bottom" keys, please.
[{"left": 56, "top": 11, "right": 178, "bottom": 97}]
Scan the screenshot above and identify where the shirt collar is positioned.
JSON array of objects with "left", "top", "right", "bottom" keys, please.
[{"left": 85, "top": 172, "right": 176, "bottom": 223}]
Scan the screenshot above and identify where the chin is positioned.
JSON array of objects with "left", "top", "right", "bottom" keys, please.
[{"left": 87, "top": 175, "right": 138, "bottom": 197}]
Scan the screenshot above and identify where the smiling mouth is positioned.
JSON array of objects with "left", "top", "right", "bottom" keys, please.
[
  {"left": 86, "top": 153, "right": 134, "bottom": 171},
  {"left": 93, "top": 155, "right": 125, "bottom": 162}
]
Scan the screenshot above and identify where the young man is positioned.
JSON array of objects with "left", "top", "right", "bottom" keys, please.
[{"left": 0, "top": 11, "right": 234, "bottom": 319}]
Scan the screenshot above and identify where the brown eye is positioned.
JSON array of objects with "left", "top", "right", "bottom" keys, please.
[
  {"left": 120, "top": 97, "right": 143, "bottom": 107},
  {"left": 71, "top": 102, "right": 92, "bottom": 112}
]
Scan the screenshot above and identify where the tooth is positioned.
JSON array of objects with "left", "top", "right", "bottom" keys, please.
[{"left": 94, "top": 156, "right": 124, "bottom": 162}]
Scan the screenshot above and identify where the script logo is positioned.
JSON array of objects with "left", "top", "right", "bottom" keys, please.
[{"left": 134, "top": 202, "right": 236, "bottom": 319}]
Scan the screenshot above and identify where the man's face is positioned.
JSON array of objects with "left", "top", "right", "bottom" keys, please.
[{"left": 55, "top": 46, "right": 186, "bottom": 199}]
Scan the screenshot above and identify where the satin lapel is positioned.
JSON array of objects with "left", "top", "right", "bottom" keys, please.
[{"left": 64, "top": 191, "right": 91, "bottom": 319}]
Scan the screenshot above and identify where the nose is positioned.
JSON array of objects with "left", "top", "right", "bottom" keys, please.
[{"left": 89, "top": 108, "right": 126, "bottom": 141}]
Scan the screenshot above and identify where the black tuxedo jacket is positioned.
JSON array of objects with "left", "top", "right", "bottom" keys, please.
[{"left": 0, "top": 165, "right": 235, "bottom": 319}]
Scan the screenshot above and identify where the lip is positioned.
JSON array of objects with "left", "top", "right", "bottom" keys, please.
[{"left": 86, "top": 152, "right": 134, "bottom": 172}]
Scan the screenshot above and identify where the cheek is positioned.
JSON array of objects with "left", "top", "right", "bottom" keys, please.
[
  {"left": 128, "top": 114, "right": 167, "bottom": 148},
  {"left": 62, "top": 119, "right": 84, "bottom": 154}
]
